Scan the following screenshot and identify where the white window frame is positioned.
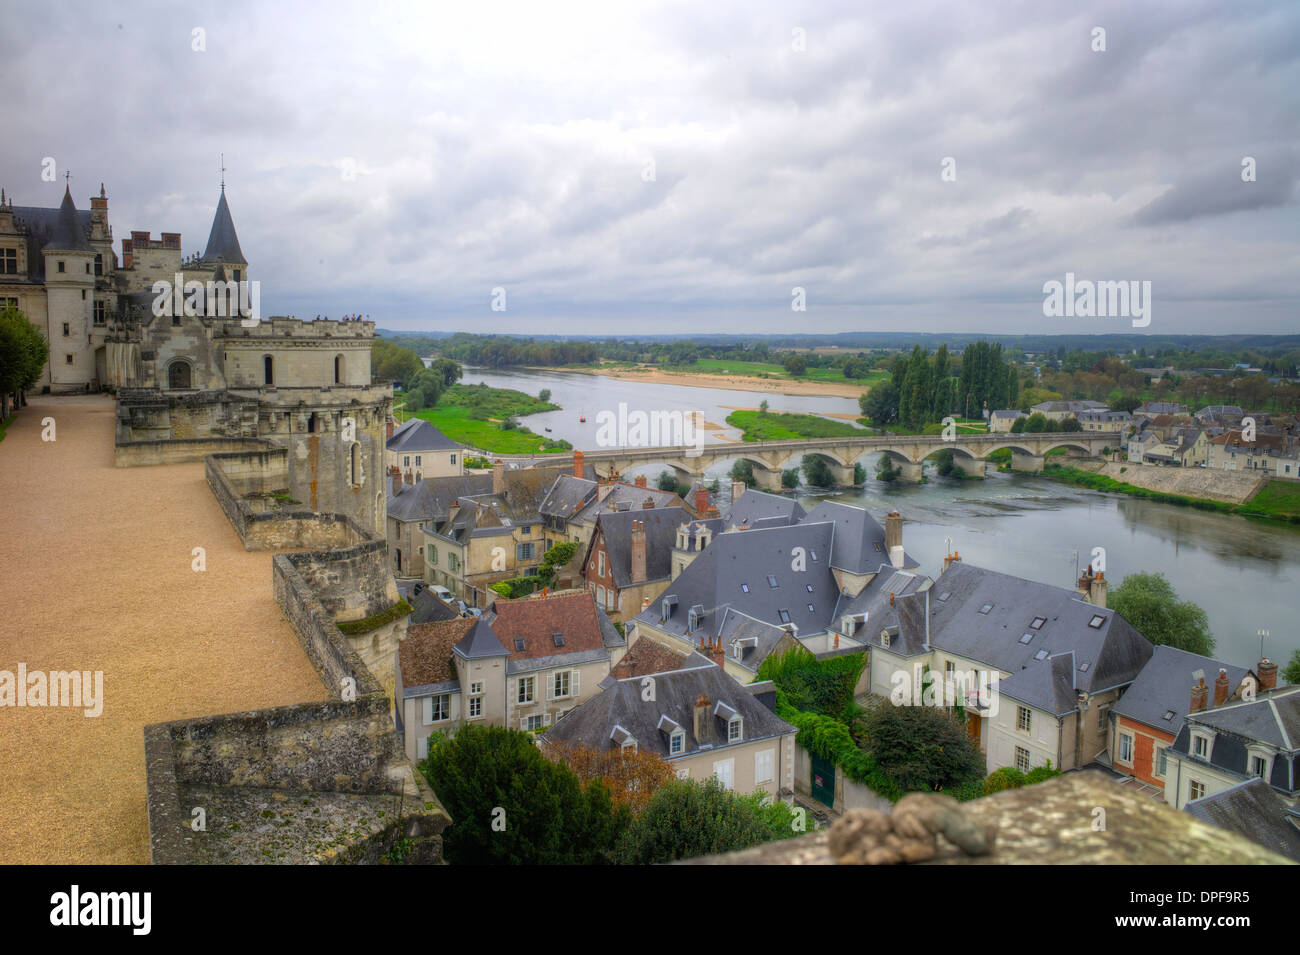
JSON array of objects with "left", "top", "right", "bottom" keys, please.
[
  {"left": 468, "top": 681, "right": 484, "bottom": 720},
  {"left": 728, "top": 716, "right": 742, "bottom": 743},
  {"left": 1118, "top": 732, "right": 1133, "bottom": 764},
  {"left": 423, "top": 694, "right": 449, "bottom": 724},
  {"left": 713, "top": 758, "right": 735, "bottom": 790},
  {"left": 1188, "top": 779, "right": 1205, "bottom": 801},
  {"left": 669, "top": 729, "right": 684, "bottom": 755},
  {"left": 1191, "top": 731, "right": 1212, "bottom": 760},
  {"left": 755, "top": 748, "right": 775, "bottom": 785},
  {"left": 1014, "top": 746, "right": 1030, "bottom": 773},
  {"left": 1154, "top": 744, "right": 1168, "bottom": 779},
  {"left": 518, "top": 676, "right": 535, "bottom": 706},
  {"left": 1016, "top": 705, "right": 1032, "bottom": 733}
]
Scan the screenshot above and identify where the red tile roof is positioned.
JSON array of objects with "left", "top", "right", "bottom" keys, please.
[
  {"left": 400, "top": 618, "right": 474, "bottom": 686},
  {"left": 489, "top": 590, "right": 606, "bottom": 660}
]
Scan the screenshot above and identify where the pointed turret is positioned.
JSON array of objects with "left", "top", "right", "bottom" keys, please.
[
  {"left": 200, "top": 186, "right": 247, "bottom": 265},
  {"left": 44, "top": 186, "right": 91, "bottom": 251}
]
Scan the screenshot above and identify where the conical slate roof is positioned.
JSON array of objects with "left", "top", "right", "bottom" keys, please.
[
  {"left": 44, "top": 186, "right": 91, "bottom": 252},
  {"left": 200, "top": 187, "right": 247, "bottom": 265}
]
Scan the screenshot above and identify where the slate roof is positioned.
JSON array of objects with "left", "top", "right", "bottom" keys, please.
[
  {"left": 571, "top": 482, "right": 681, "bottom": 524},
  {"left": 593, "top": 506, "right": 691, "bottom": 588},
  {"left": 726, "top": 488, "right": 805, "bottom": 528},
  {"left": 800, "top": 499, "right": 918, "bottom": 573},
  {"left": 886, "top": 561, "right": 1153, "bottom": 713},
  {"left": 540, "top": 474, "right": 598, "bottom": 520},
  {"left": 834, "top": 566, "right": 930, "bottom": 641},
  {"left": 635, "top": 520, "right": 841, "bottom": 645},
  {"left": 1111, "top": 646, "right": 1252, "bottom": 737},
  {"left": 990, "top": 409, "right": 1025, "bottom": 420},
  {"left": 1183, "top": 778, "right": 1300, "bottom": 862},
  {"left": 1170, "top": 688, "right": 1300, "bottom": 795},
  {"left": 389, "top": 473, "right": 491, "bottom": 523},
  {"left": 44, "top": 187, "right": 92, "bottom": 251},
  {"left": 387, "top": 419, "right": 460, "bottom": 452},
  {"left": 11, "top": 195, "right": 94, "bottom": 282},
  {"left": 715, "top": 610, "right": 793, "bottom": 673},
  {"left": 542, "top": 660, "right": 795, "bottom": 759},
  {"left": 453, "top": 617, "right": 510, "bottom": 659},
  {"left": 401, "top": 618, "right": 474, "bottom": 690},
  {"left": 409, "top": 588, "right": 461, "bottom": 625},
  {"left": 200, "top": 188, "right": 247, "bottom": 265}
]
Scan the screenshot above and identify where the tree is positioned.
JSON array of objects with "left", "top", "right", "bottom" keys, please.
[
  {"left": 1060, "top": 416, "right": 1083, "bottom": 432},
  {"left": 759, "top": 399, "right": 769, "bottom": 415},
  {"left": 860, "top": 381, "right": 899, "bottom": 426},
  {"left": 730, "top": 459, "right": 756, "bottom": 488},
  {"left": 782, "top": 353, "right": 808, "bottom": 377},
  {"left": 0, "top": 307, "right": 49, "bottom": 419},
  {"left": 537, "top": 541, "right": 579, "bottom": 587},
  {"left": 853, "top": 704, "right": 985, "bottom": 794},
  {"left": 781, "top": 468, "right": 800, "bottom": 488},
  {"left": 801, "top": 454, "right": 835, "bottom": 487},
  {"left": 1022, "top": 412, "right": 1050, "bottom": 433},
  {"left": 430, "top": 356, "right": 463, "bottom": 388},
  {"left": 538, "top": 388, "right": 551, "bottom": 403},
  {"left": 1109, "top": 571, "right": 1215, "bottom": 655},
  {"left": 546, "top": 741, "right": 675, "bottom": 813},
  {"left": 1284, "top": 650, "right": 1300, "bottom": 686},
  {"left": 613, "top": 777, "right": 778, "bottom": 864},
  {"left": 423, "top": 724, "right": 628, "bottom": 865},
  {"left": 371, "top": 339, "right": 423, "bottom": 383}
]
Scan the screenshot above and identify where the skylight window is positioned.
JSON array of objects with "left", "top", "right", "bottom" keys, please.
[
  {"left": 1088, "top": 615, "right": 1105, "bottom": 629},
  {"left": 1162, "top": 710, "right": 1176, "bottom": 721},
  {"left": 514, "top": 638, "right": 525, "bottom": 652},
  {"left": 978, "top": 604, "right": 993, "bottom": 615},
  {"left": 806, "top": 584, "right": 814, "bottom": 593},
  {"left": 937, "top": 591, "right": 950, "bottom": 602},
  {"left": 807, "top": 604, "right": 815, "bottom": 613},
  {"left": 767, "top": 575, "right": 778, "bottom": 588},
  {"left": 552, "top": 632, "right": 564, "bottom": 648},
  {"left": 1079, "top": 661, "right": 1091, "bottom": 672},
  {"left": 810, "top": 550, "right": 818, "bottom": 561},
  {"left": 1035, "top": 648, "right": 1049, "bottom": 660},
  {"left": 1019, "top": 633, "right": 1033, "bottom": 644},
  {"left": 1030, "top": 616, "right": 1046, "bottom": 629},
  {"left": 741, "top": 583, "right": 749, "bottom": 594},
  {"left": 778, "top": 609, "right": 791, "bottom": 623}
]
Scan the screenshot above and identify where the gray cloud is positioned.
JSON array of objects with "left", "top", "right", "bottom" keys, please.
[{"left": 1, "top": 0, "right": 1297, "bottom": 334}]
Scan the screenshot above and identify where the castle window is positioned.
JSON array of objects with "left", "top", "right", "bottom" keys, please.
[
  {"left": 57, "top": 261, "right": 65, "bottom": 273},
  {"left": 349, "top": 442, "right": 361, "bottom": 486},
  {"left": 263, "top": 355, "right": 274, "bottom": 385},
  {"left": 307, "top": 413, "right": 316, "bottom": 434},
  {"left": 167, "top": 361, "right": 191, "bottom": 390},
  {"left": 233, "top": 269, "right": 241, "bottom": 282},
  {"left": 335, "top": 355, "right": 343, "bottom": 384},
  {"left": 62, "top": 323, "right": 69, "bottom": 337},
  {"left": 93, "top": 301, "right": 105, "bottom": 325},
  {"left": 65, "top": 354, "right": 73, "bottom": 364},
  {"left": 0, "top": 249, "right": 16, "bottom": 274},
  {"left": 94, "top": 254, "right": 102, "bottom": 276}
]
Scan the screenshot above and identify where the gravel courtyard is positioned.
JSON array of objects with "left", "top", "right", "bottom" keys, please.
[{"left": 0, "top": 395, "right": 326, "bottom": 864}]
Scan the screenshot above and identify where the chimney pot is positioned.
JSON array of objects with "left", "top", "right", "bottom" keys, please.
[
  {"left": 1213, "top": 668, "right": 1230, "bottom": 707},
  {"left": 694, "top": 483, "right": 710, "bottom": 516},
  {"left": 573, "top": 450, "right": 584, "bottom": 479},
  {"left": 1190, "top": 677, "right": 1209, "bottom": 714},
  {"left": 1258, "top": 657, "right": 1278, "bottom": 692},
  {"left": 634, "top": 474, "right": 647, "bottom": 488}
]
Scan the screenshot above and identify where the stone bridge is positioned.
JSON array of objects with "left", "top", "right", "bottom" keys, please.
[{"left": 513, "top": 431, "right": 1123, "bottom": 487}]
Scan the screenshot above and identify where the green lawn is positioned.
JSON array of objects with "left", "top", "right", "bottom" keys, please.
[
  {"left": 410, "top": 384, "right": 570, "bottom": 455},
  {"left": 726, "top": 410, "right": 865, "bottom": 441},
  {"left": 1241, "top": 481, "right": 1300, "bottom": 522}
]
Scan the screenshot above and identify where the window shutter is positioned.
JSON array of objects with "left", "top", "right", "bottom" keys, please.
[
  {"left": 546, "top": 673, "right": 554, "bottom": 701},
  {"left": 423, "top": 697, "right": 433, "bottom": 724},
  {"left": 571, "top": 669, "right": 580, "bottom": 698},
  {"left": 418, "top": 735, "right": 429, "bottom": 760},
  {"left": 520, "top": 717, "right": 529, "bottom": 731}
]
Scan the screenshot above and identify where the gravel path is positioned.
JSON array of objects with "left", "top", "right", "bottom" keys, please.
[{"left": 0, "top": 396, "right": 325, "bottom": 863}]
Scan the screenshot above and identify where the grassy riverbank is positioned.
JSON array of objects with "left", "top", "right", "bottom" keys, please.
[
  {"left": 1039, "top": 463, "right": 1300, "bottom": 525},
  {"left": 726, "top": 410, "right": 866, "bottom": 441},
  {"left": 408, "top": 383, "right": 571, "bottom": 454}
]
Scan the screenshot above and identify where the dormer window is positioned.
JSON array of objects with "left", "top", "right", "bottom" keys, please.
[
  {"left": 670, "top": 729, "right": 684, "bottom": 755},
  {"left": 728, "top": 716, "right": 742, "bottom": 743},
  {"left": 1191, "top": 731, "right": 1213, "bottom": 760}
]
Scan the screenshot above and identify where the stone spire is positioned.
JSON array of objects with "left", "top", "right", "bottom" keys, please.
[{"left": 200, "top": 185, "right": 247, "bottom": 265}]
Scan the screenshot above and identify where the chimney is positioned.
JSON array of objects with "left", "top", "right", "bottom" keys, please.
[
  {"left": 634, "top": 473, "right": 647, "bottom": 488},
  {"left": 885, "top": 512, "right": 903, "bottom": 554},
  {"left": 630, "top": 519, "right": 647, "bottom": 583},
  {"left": 1089, "top": 571, "right": 1107, "bottom": 609},
  {"left": 943, "top": 550, "right": 961, "bottom": 574},
  {"left": 386, "top": 417, "right": 395, "bottom": 441},
  {"left": 642, "top": 595, "right": 651, "bottom": 612},
  {"left": 1258, "top": 657, "right": 1278, "bottom": 692},
  {"left": 694, "top": 484, "right": 709, "bottom": 516},
  {"left": 694, "top": 693, "right": 713, "bottom": 745},
  {"left": 390, "top": 465, "right": 402, "bottom": 496},
  {"left": 889, "top": 592, "right": 895, "bottom": 607},
  {"left": 493, "top": 460, "right": 505, "bottom": 496},
  {"left": 1190, "top": 677, "right": 1208, "bottom": 714},
  {"left": 730, "top": 480, "right": 746, "bottom": 504},
  {"left": 710, "top": 635, "right": 726, "bottom": 669},
  {"left": 1213, "top": 668, "right": 1230, "bottom": 707},
  {"left": 573, "top": 450, "right": 584, "bottom": 479},
  {"left": 642, "top": 496, "right": 655, "bottom": 509}
]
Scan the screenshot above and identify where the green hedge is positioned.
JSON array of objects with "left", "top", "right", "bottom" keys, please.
[{"left": 490, "top": 576, "right": 543, "bottom": 599}]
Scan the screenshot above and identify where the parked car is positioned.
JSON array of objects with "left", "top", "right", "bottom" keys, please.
[
  {"left": 429, "top": 585, "right": 454, "bottom": 602},
  {"left": 461, "top": 607, "right": 483, "bottom": 618}
]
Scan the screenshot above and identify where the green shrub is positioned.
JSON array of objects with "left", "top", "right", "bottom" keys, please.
[{"left": 982, "top": 767, "right": 1028, "bottom": 795}]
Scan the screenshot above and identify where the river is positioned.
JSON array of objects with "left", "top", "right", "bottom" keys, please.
[{"left": 461, "top": 365, "right": 1298, "bottom": 670}]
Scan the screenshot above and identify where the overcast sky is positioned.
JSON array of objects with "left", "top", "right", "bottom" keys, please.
[{"left": 3, "top": 0, "right": 1297, "bottom": 335}]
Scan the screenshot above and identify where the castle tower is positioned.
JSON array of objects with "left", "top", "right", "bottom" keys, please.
[
  {"left": 41, "top": 185, "right": 97, "bottom": 391},
  {"left": 200, "top": 185, "right": 248, "bottom": 282}
]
